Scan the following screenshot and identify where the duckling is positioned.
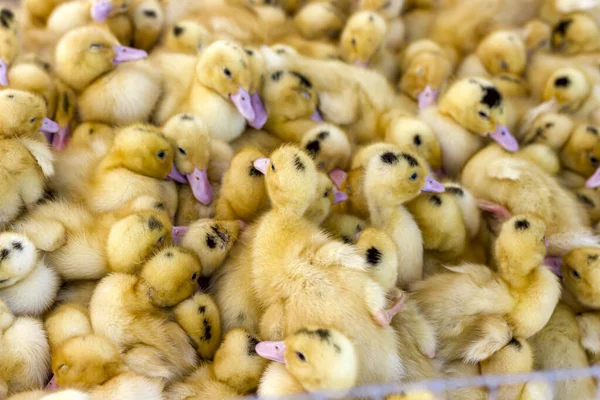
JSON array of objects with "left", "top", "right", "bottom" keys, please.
[
  {"left": 162, "top": 20, "right": 212, "bottom": 55},
  {"left": 90, "top": 247, "right": 200, "bottom": 381},
  {"left": 0, "top": 298, "right": 50, "bottom": 396},
  {"left": 574, "top": 187, "right": 600, "bottom": 224},
  {"left": 256, "top": 326, "right": 358, "bottom": 396},
  {"left": 294, "top": 2, "right": 344, "bottom": 41},
  {"left": 340, "top": 11, "right": 398, "bottom": 82},
  {"left": 13, "top": 198, "right": 171, "bottom": 280},
  {"left": 0, "top": 8, "right": 20, "bottom": 88},
  {"left": 561, "top": 246, "right": 600, "bottom": 313},
  {"left": 45, "top": 0, "right": 130, "bottom": 38},
  {"left": 355, "top": 227, "right": 398, "bottom": 292},
  {"left": 577, "top": 311, "right": 600, "bottom": 364},
  {"left": 559, "top": 123, "right": 600, "bottom": 182},
  {"left": 551, "top": 12, "right": 600, "bottom": 53},
  {"left": 365, "top": 149, "right": 445, "bottom": 287},
  {"left": 54, "top": 26, "right": 160, "bottom": 126},
  {"left": 419, "top": 78, "right": 519, "bottom": 177},
  {"left": 300, "top": 124, "right": 351, "bottom": 172},
  {"left": 399, "top": 40, "right": 454, "bottom": 100},
  {"left": 129, "top": 0, "right": 164, "bottom": 52},
  {"left": 322, "top": 213, "right": 366, "bottom": 244},
  {"left": 85, "top": 124, "right": 178, "bottom": 217},
  {"left": 165, "top": 328, "right": 267, "bottom": 399},
  {"left": 0, "top": 232, "right": 59, "bottom": 317}
]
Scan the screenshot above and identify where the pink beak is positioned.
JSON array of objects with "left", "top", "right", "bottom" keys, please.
[
  {"left": 310, "top": 109, "right": 324, "bottom": 122},
  {"left": 255, "top": 341, "right": 286, "bottom": 363},
  {"left": 172, "top": 226, "right": 189, "bottom": 244},
  {"left": 45, "top": 375, "right": 59, "bottom": 391},
  {"left": 332, "top": 188, "right": 348, "bottom": 204},
  {"left": 421, "top": 176, "right": 445, "bottom": 193},
  {"left": 230, "top": 88, "right": 255, "bottom": 122},
  {"left": 489, "top": 125, "right": 519, "bottom": 152},
  {"left": 0, "top": 59, "right": 8, "bottom": 86},
  {"left": 187, "top": 168, "right": 213, "bottom": 205},
  {"left": 40, "top": 117, "right": 60, "bottom": 134},
  {"left": 253, "top": 158, "right": 270, "bottom": 175},
  {"left": 167, "top": 163, "right": 187, "bottom": 184},
  {"left": 355, "top": 230, "right": 362, "bottom": 241},
  {"left": 418, "top": 86, "right": 438, "bottom": 110},
  {"left": 51, "top": 125, "right": 70, "bottom": 151},
  {"left": 249, "top": 92, "right": 267, "bottom": 129},
  {"left": 91, "top": 0, "right": 114, "bottom": 21},
  {"left": 113, "top": 46, "right": 148, "bottom": 65},
  {"left": 329, "top": 168, "right": 347, "bottom": 189},
  {"left": 354, "top": 60, "right": 369, "bottom": 67},
  {"left": 238, "top": 220, "right": 248, "bottom": 231},
  {"left": 544, "top": 256, "right": 563, "bottom": 277},
  {"left": 586, "top": 167, "right": 600, "bottom": 188},
  {"left": 478, "top": 200, "right": 512, "bottom": 221}
]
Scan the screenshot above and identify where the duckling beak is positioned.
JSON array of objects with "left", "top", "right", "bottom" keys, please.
[
  {"left": 45, "top": 375, "right": 58, "bottom": 391},
  {"left": 230, "top": 88, "right": 256, "bottom": 122},
  {"left": 544, "top": 256, "right": 563, "bottom": 277},
  {"left": 51, "top": 125, "right": 70, "bottom": 151},
  {"left": 172, "top": 226, "right": 189, "bottom": 244},
  {"left": 40, "top": 118, "right": 60, "bottom": 134},
  {"left": 253, "top": 158, "right": 270, "bottom": 175},
  {"left": 187, "top": 168, "right": 213, "bottom": 205},
  {"left": 417, "top": 86, "right": 438, "bottom": 110},
  {"left": 488, "top": 125, "right": 519, "bottom": 152},
  {"left": 478, "top": 200, "right": 512, "bottom": 221},
  {"left": 255, "top": 341, "right": 286, "bottom": 363},
  {"left": 0, "top": 59, "right": 8, "bottom": 86},
  {"left": 329, "top": 168, "right": 347, "bottom": 189},
  {"left": 167, "top": 163, "right": 187, "bottom": 184},
  {"left": 310, "top": 109, "right": 324, "bottom": 122},
  {"left": 332, "top": 188, "right": 348, "bottom": 204},
  {"left": 249, "top": 92, "right": 267, "bottom": 129},
  {"left": 421, "top": 176, "right": 445, "bottom": 193},
  {"left": 112, "top": 46, "right": 148, "bottom": 65},
  {"left": 91, "top": 0, "right": 113, "bottom": 22},
  {"left": 586, "top": 167, "right": 600, "bottom": 188},
  {"left": 354, "top": 60, "right": 369, "bottom": 68},
  {"left": 355, "top": 230, "right": 362, "bottom": 241}
]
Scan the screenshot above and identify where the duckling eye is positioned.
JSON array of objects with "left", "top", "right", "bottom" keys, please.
[
  {"left": 89, "top": 43, "right": 105, "bottom": 50},
  {"left": 590, "top": 155, "right": 599, "bottom": 165},
  {"left": 157, "top": 236, "right": 165, "bottom": 245},
  {"left": 156, "top": 151, "right": 166, "bottom": 160},
  {"left": 295, "top": 351, "right": 306, "bottom": 361},
  {"left": 178, "top": 147, "right": 187, "bottom": 156},
  {"left": 271, "top": 163, "right": 275, "bottom": 171},
  {"left": 323, "top": 190, "right": 329, "bottom": 198},
  {"left": 29, "top": 117, "right": 37, "bottom": 124},
  {"left": 191, "top": 272, "right": 198, "bottom": 281},
  {"left": 351, "top": 38, "right": 356, "bottom": 46},
  {"left": 409, "top": 173, "right": 418, "bottom": 181},
  {"left": 571, "top": 268, "right": 581, "bottom": 279},
  {"left": 478, "top": 111, "right": 489, "bottom": 119},
  {"left": 413, "top": 135, "right": 422, "bottom": 146},
  {"left": 223, "top": 68, "right": 232, "bottom": 78}
]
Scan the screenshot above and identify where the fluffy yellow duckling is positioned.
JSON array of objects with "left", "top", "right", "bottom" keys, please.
[
  {"left": 0, "top": 232, "right": 59, "bottom": 317},
  {"left": 162, "top": 20, "right": 212, "bottom": 55},
  {"left": 419, "top": 77, "right": 519, "bottom": 177},
  {"left": 90, "top": 247, "right": 200, "bottom": 382},
  {"left": 340, "top": 11, "right": 398, "bottom": 82},
  {"left": 322, "top": 213, "right": 366, "bottom": 244},
  {"left": 44, "top": 0, "right": 130, "bottom": 38},
  {"left": 365, "top": 148, "right": 445, "bottom": 287},
  {"left": 559, "top": 123, "right": 600, "bottom": 182},
  {"left": 0, "top": 8, "right": 20, "bottom": 89},
  {"left": 574, "top": 186, "right": 600, "bottom": 224},
  {"left": 54, "top": 26, "right": 160, "bottom": 126},
  {"left": 128, "top": 0, "right": 165, "bottom": 51},
  {"left": 300, "top": 124, "right": 351, "bottom": 172},
  {"left": 8, "top": 56, "right": 56, "bottom": 123},
  {"left": 165, "top": 328, "right": 268, "bottom": 399},
  {"left": 561, "top": 246, "right": 600, "bottom": 313},
  {"left": 85, "top": 124, "right": 178, "bottom": 217},
  {"left": 13, "top": 197, "right": 171, "bottom": 280},
  {"left": 551, "top": 12, "right": 600, "bottom": 53},
  {"left": 0, "top": 298, "right": 50, "bottom": 397},
  {"left": 280, "top": 35, "right": 342, "bottom": 61},
  {"left": 294, "top": 2, "right": 344, "bottom": 41},
  {"left": 173, "top": 292, "right": 221, "bottom": 360},
  {"left": 256, "top": 326, "right": 358, "bottom": 397},
  {"left": 357, "top": 0, "right": 405, "bottom": 51}
]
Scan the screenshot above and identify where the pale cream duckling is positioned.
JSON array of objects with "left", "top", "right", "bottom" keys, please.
[
  {"left": 419, "top": 77, "right": 519, "bottom": 177},
  {"left": 0, "top": 298, "right": 50, "bottom": 397},
  {"left": 162, "top": 20, "right": 212, "bottom": 55},
  {"left": 85, "top": 124, "right": 178, "bottom": 217},
  {"left": 294, "top": 2, "right": 344, "bottom": 41},
  {"left": 54, "top": 26, "right": 159, "bottom": 126},
  {"left": 256, "top": 326, "right": 358, "bottom": 397},
  {"left": 551, "top": 12, "right": 600, "bottom": 53},
  {"left": 0, "top": 232, "right": 59, "bottom": 317},
  {"left": 90, "top": 247, "right": 200, "bottom": 382},
  {"left": 300, "top": 124, "right": 351, "bottom": 172},
  {"left": 0, "top": 8, "right": 20, "bottom": 88}
]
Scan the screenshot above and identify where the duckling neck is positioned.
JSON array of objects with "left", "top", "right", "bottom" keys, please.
[
  {"left": 497, "top": 263, "right": 536, "bottom": 289},
  {"left": 133, "top": 280, "right": 155, "bottom": 309}
]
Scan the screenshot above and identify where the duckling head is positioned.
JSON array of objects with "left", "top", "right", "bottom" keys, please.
[
  {"left": 90, "top": 0, "right": 129, "bottom": 22},
  {"left": 364, "top": 149, "right": 444, "bottom": 208},
  {"left": 213, "top": 329, "right": 268, "bottom": 394},
  {"left": 492, "top": 74, "right": 529, "bottom": 98},
  {"left": 256, "top": 326, "right": 358, "bottom": 393},
  {"left": 522, "top": 112, "right": 573, "bottom": 149},
  {"left": 304, "top": 172, "right": 341, "bottom": 224},
  {"left": 164, "top": 114, "right": 213, "bottom": 205},
  {"left": 355, "top": 227, "right": 398, "bottom": 290},
  {"left": 574, "top": 187, "right": 600, "bottom": 224},
  {"left": 0, "top": 298, "right": 14, "bottom": 332},
  {"left": 301, "top": 124, "right": 351, "bottom": 171},
  {"left": 254, "top": 145, "right": 319, "bottom": 214},
  {"left": 560, "top": 123, "right": 600, "bottom": 177},
  {"left": 140, "top": 247, "right": 201, "bottom": 307},
  {"left": 294, "top": 2, "right": 345, "bottom": 40},
  {"left": 399, "top": 40, "right": 453, "bottom": 100},
  {"left": 180, "top": 219, "right": 241, "bottom": 277},
  {"left": 543, "top": 68, "right": 591, "bottom": 113},
  {"left": 8, "top": 58, "right": 57, "bottom": 118},
  {"left": 359, "top": 0, "right": 403, "bottom": 19},
  {"left": 476, "top": 31, "right": 527, "bottom": 76},
  {"left": 0, "top": 89, "right": 54, "bottom": 137},
  {"left": 523, "top": 19, "right": 551, "bottom": 53},
  {"left": 0, "top": 232, "right": 37, "bottom": 290},
  {"left": 263, "top": 70, "right": 319, "bottom": 121},
  {"left": 53, "top": 334, "right": 124, "bottom": 389},
  {"left": 323, "top": 213, "right": 366, "bottom": 244},
  {"left": 340, "top": 11, "right": 386, "bottom": 67},
  {"left": 551, "top": 13, "right": 600, "bottom": 54},
  {"left": 55, "top": 26, "right": 147, "bottom": 91},
  {"left": 439, "top": 78, "right": 518, "bottom": 152},
  {"left": 384, "top": 116, "right": 442, "bottom": 171},
  {"left": 164, "top": 21, "right": 211, "bottom": 55},
  {"left": 69, "top": 122, "right": 115, "bottom": 151},
  {"left": 562, "top": 246, "right": 600, "bottom": 309},
  {"left": 259, "top": 44, "right": 299, "bottom": 72},
  {"left": 494, "top": 214, "right": 547, "bottom": 277},
  {"left": 480, "top": 337, "right": 533, "bottom": 375},
  {"left": 106, "top": 124, "right": 174, "bottom": 179}
]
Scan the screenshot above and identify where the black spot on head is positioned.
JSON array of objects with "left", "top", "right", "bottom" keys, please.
[
  {"left": 201, "top": 318, "right": 212, "bottom": 341},
  {"left": 305, "top": 140, "right": 321, "bottom": 158},
  {"left": 380, "top": 152, "right": 399, "bottom": 165},
  {"left": 481, "top": 86, "right": 503, "bottom": 109},
  {"left": 173, "top": 26, "right": 184, "bottom": 37},
  {"left": 0, "top": 248, "right": 9, "bottom": 261},
  {"left": 413, "top": 135, "right": 422, "bottom": 146},
  {"left": 342, "top": 236, "right": 352, "bottom": 244},
  {"left": 428, "top": 195, "right": 442, "bottom": 206},
  {"left": 290, "top": 71, "right": 312, "bottom": 88},
  {"left": 401, "top": 153, "right": 419, "bottom": 167},
  {"left": 11, "top": 241, "right": 23, "bottom": 251},
  {"left": 366, "top": 247, "right": 382, "bottom": 266},
  {"left": 62, "top": 94, "right": 70, "bottom": 114},
  {"left": 577, "top": 193, "right": 595, "bottom": 208},
  {"left": 514, "top": 219, "right": 530, "bottom": 230},
  {"left": 7, "top": 94, "right": 13, "bottom": 99},
  {"left": 205, "top": 234, "right": 217, "bottom": 249},
  {"left": 554, "top": 19, "right": 573, "bottom": 36},
  {"left": 271, "top": 70, "right": 283, "bottom": 81},
  {"left": 317, "top": 131, "right": 329, "bottom": 140},
  {"left": 446, "top": 187, "right": 464, "bottom": 197},
  {"left": 164, "top": 251, "right": 173, "bottom": 258},
  {"left": 248, "top": 165, "right": 262, "bottom": 176},
  {"left": 588, "top": 126, "right": 599, "bottom": 135},
  {"left": 143, "top": 9, "right": 157, "bottom": 18},
  {"left": 554, "top": 76, "right": 571, "bottom": 87},
  {"left": 545, "top": 122, "right": 555, "bottom": 129},
  {"left": 508, "top": 337, "right": 522, "bottom": 350},
  {"left": 247, "top": 335, "right": 259, "bottom": 356},
  {"left": 147, "top": 216, "right": 163, "bottom": 231},
  {"left": 245, "top": 49, "right": 254, "bottom": 56},
  {"left": 181, "top": 114, "right": 194, "bottom": 121},
  {"left": 276, "top": 48, "right": 286, "bottom": 54},
  {"left": 198, "top": 305, "right": 206, "bottom": 314},
  {"left": 587, "top": 254, "right": 599, "bottom": 264},
  {"left": 293, "top": 155, "right": 306, "bottom": 171},
  {"left": 154, "top": 202, "right": 165, "bottom": 210},
  {"left": 314, "top": 328, "right": 331, "bottom": 340},
  {"left": 1, "top": 9, "right": 13, "bottom": 20},
  {"left": 88, "top": 128, "right": 94, "bottom": 135}
]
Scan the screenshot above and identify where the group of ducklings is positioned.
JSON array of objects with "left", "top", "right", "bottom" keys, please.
[{"left": 2, "top": 0, "right": 600, "bottom": 399}]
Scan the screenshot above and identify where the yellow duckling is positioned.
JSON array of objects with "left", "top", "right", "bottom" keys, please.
[
  {"left": 551, "top": 12, "right": 600, "bottom": 53},
  {"left": 89, "top": 247, "right": 200, "bottom": 382},
  {"left": 294, "top": 2, "right": 344, "bottom": 41},
  {"left": 577, "top": 311, "right": 600, "bottom": 364},
  {"left": 128, "top": 0, "right": 165, "bottom": 52},
  {"left": 256, "top": 326, "right": 358, "bottom": 397},
  {"left": 0, "top": 298, "right": 50, "bottom": 397},
  {"left": 0, "top": 232, "right": 60, "bottom": 317},
  {"left": 45, "top": 0, "right": 130, "bottom": 38},
  {"left": 300, "top": 124, "right": 351, "bottom": 172},
  {"left": 561, "top": 246, "right": 600, "bottom": 313},
  {"left": 419, "top": 77, "right": 519, "bottom": 177},
  {"left": 54, "top": 26, "right": 160, "bottom": 126},
  {"left": 166, "top": 328, "right": 267, "bottom": 399},
  {"left": 0, "top": 8, "right": 20, "bottom": 88},
  {"left": 573, "top": 186, "right": 600, "bottom": 224},
  {"left": 162, "top": 20, "right": 212, "bottom": 55},
  {"left": 85, "top": 124, "right": 178, "bottom": 217},
  {"left": 559, "top": 123, "right": 600, "bottom": 183},
  {"left": 322, "top": 213, "right": 366, "bottom": 244},
  {"left": 357, "top": 0, "right": 405, "bottom": 52}
]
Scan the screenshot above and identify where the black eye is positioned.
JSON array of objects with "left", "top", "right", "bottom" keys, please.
[
  {"left": 351, "top": 38, "right": 356, "bottom": 46},
  {"left": 323, "top": 190, "right": 329, "bottom": 198},
  {"left": 157, "top": 151, "right": 166, "bottom": 159},
  {"left": 178, "top": 147, "right": 187, "bottom": 156},
  {"left": 478, "top": 111, "right": 489, "bottom": 119},
  {"left": 89, "top": 43, "right": 104, "bottom": 50},
  {"left": 29, "top": 117, "right": 37, "bottom": 124},
  {"left": 413, "top": 135, "right": 422, "bottom": 146},
  {"left": 590, "top": 155, "right": 599, "bottom": 165},
  {"left": 271, "top": 163, "right": 275, "bottom": 171},
  {"left": 409, "top": 173, "right": 418, "bottom": 181},
  {"left": 224, "top": 68, "right": 232, "bottom": 78},
  {"left": 191, "top": 272, "right": 197, "bottom": 281},
  {"left": 296, "top": 351, "right": 306, "bottom": 361},
  {"left": 157, "top": 236, "right": 165, "bottom": 244},
  {"left": 571, "top": 268, "right": 581, "bottom": 279}
]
